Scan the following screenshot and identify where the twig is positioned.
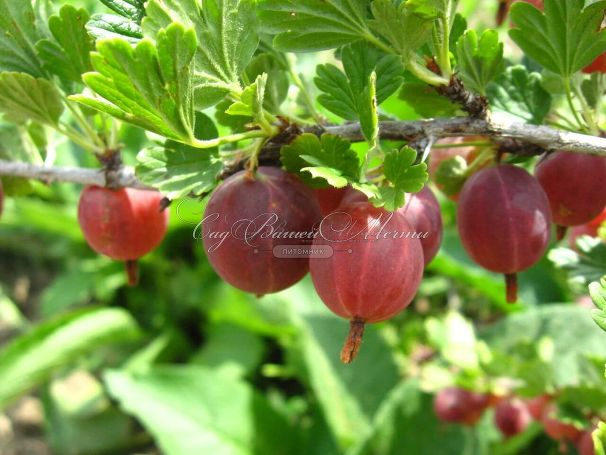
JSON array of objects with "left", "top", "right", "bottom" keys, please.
[
  {"left": 0, "top": 118, "right": 605, "bottom": 190},
  {"left": 0, "top": 160, "right": 152, "bottom": 190}
]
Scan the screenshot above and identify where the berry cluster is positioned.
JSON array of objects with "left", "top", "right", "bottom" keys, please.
[{"left": 434, "top": 389, "right": 597, "bottom": 453}]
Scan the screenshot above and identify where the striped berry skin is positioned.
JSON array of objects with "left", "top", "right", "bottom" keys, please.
[
  {"left": 78, "top": 186, "right": 169, "bottom": 285},
  {"left": 310, "top": 201, "right": 423, "bottom": 363},
  {"left": 202, "top": 167, "right": 321, "bottom": 296},
  {"left": 399, "top": 186, "right": 443, "bottom": 265},
  {"left": 457, "top": 164, "right": 551, "bottom": 303},
  {"left": 536, "top": 152, "right": 606, "bottom": 229}
]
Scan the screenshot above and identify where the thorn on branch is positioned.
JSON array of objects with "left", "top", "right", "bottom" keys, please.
[{"left": 437, "top": 76, "right": 489, "bottom": 119}]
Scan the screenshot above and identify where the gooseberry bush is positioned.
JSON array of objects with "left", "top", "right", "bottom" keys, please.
[{"left": 0, "top": 0, "right": 606, "bottom": 453}]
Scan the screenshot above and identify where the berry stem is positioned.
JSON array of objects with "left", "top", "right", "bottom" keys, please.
[
  {"left": 125, "top": 260, "right": 139, "bottom": 287},
  {"left": 340, "top": 319, "right": 366, "bottom": 364},
  {"left": 505, "top": 273, "right": 518, "bottom": 303},
  {"left": 556, "top": 225, "right": 568, "bottom": 242}
]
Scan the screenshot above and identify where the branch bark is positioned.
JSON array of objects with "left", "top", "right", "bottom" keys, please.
[
  {"left": 323, "top": 118, "right": 606, "bottom": 156},
  {"left": 0, "top": 160, "right": 152, "bottom": 190},
  {"left": 0, "top": 117, "right": 604, "bottom": 189}
]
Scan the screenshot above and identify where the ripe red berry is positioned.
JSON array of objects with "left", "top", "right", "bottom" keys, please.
[
  {"left": 541, "top": 404, "right": 582, "bottom": 441},
  {"left": 310, "top": 201, "right": 423, "bottom": 363},
  {"left": 78, "top": 186, "right": 169, "bottom": 286},
  {"left": 494, "top": 398, "right": 532, "bottom": 438},
  {"left": 577, "top": 430, "right": 596, "bottom": 455},
  {"left": 536, "top": 152, "right": 606, "bottom": 238},
  {"left": 525, "top": 394, "right": 551, "bottom": 420},
  {"left": 583, "top": 53, "right": 606, "bottom": 74},
  {"left": 314, "top": 187, "right": 348, "bottom": 216},
  {"left": 399, "top": 186, "right": 443, "bottom": 265},
  {"left": 202, "top": 167, "right": 321, "bottom": 295},
  {"left": 433, "top": 387, "right": 490, "bottom": 425},
  {"left": 457, "top": 164, "right": 551, "bottom": 303}
]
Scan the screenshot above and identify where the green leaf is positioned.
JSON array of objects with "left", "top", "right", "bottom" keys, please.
[
  {"left": 87, "top": 14, "right": 143, "bottom": 43},
  {"left": 136, "top": 113, "right": 223, "bottom": 199},
  {"left": 399, "top": 79, "right": 459, "bottom": 118},
  {"left": 0, "top": 72, "right": 64, "bottom": 126},
  {"left": 71, "top": 22, "right": 196, "bottom": 142},
  {"left": 281, "top": 133, "right": 360, "bottom": 188},
  {"left": 104, "top": 366, "right": 297, "bottom": 455},
  {"left": 352, "top": 381, "right": 476, "bottom": 455},
  {"left": 315, "top": 41, "right": 403, "bottom": 128},
  {"left": 480, "top": 305, "right": 606, "bottom": 388},
  {"left": 455, "top": 29, "right": 504, "bottom": 95},
  {"left": 368, "top": 0, "right": 434, "bottom": 56},
  {"left": 276, "top": 279, "right": 401, "bottom": 450},
  {"left": 191, "top": 323, "right": 265, "bottom": 380},
  {"left": 595, "top": 422, "right": 606, "bottom": 455},
  {"left": 35, "top": 5, "right": 94, "bottom": 88},
  {"left": 358, "top": 71, "right": 379, "bottom": 144},
  {"left": 100, "top": 0, "right": 146, "bottom": 23},
  {"left": 487, "top": 65, "right": 552, "bottom": 124},
  {"left": 0, "top": 0, "right": 45, "bottom": 76},
  {"left": 548, "top": 237, "right": 606, "bottom": 289},
  {"left": 590, "top": 277, "right": 606, "bottom": 332},
  {"left": 143, "top": 0, "right": 259, "bottom": 107},
  {"left": 259, "top": 0, "right": 373, "bottom": 52},
  {"left": 509, "top": 0, "right": 606, "bottom": 76},
  {"left": 377, "top": 146, "right": 428, "bottom": 211},
  {"left": 0, "top": 308, "right": 140, "bottom": 410},
  {"left": 245, "top": 53, "right": 289, "bottom": 113}
]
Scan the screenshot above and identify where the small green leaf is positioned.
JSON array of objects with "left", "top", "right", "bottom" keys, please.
[
  {"left": 100, "top": 0, "right": 146, "bottom": 23},
  {"left": 71, "top": 22, "right": 196, "bottom": 142},
  {"left": 281, "top": 133, "right": 360, "bottom": 188},
  {"left": 358, "top": 72, "right": 379, "bottom": 144},
  {"left": 509, "top": 0, "right": 606, "bottom": 76},
  {"left": 226, "top": 74, "right": 267, "bottom": 125},
  {"left": 456, "top": 29, "right": 504, "bottom": 95},
  {"left": 259, "top": 0, "right": 372, "bottom": 52},
  {"left": 369, "top": 0, "right": 434, "bottom": 56},
  {"left": 35, "top": 5, "right": 94, "bottom": 88},
  {"left": 0, "top": 72, "right": 64, "bottom": 126},
  {"left": 377, "top": 146, "right": 428, "bottom": 211},
  {"left": 87, "top": 14, "right": 143, "bottom": 43},
  {"left": 487, "top": 65, "right": 552, "bottom": 124},
  {"left": 0, "top": 0, "right": 45, "bottom": 76},
  {"left": 245, "top": 54, "right": 289, "bottom": 113},
  {"left": 136, "top": 113, "right": 223, "bottom": 199},
  {"left": 0, "top": 308, "right": 140, "bottom": 410}
]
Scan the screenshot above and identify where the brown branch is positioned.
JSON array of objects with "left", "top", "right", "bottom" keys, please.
[{"left": 0, "top": 118, "right": 604, "bottom": 190}]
